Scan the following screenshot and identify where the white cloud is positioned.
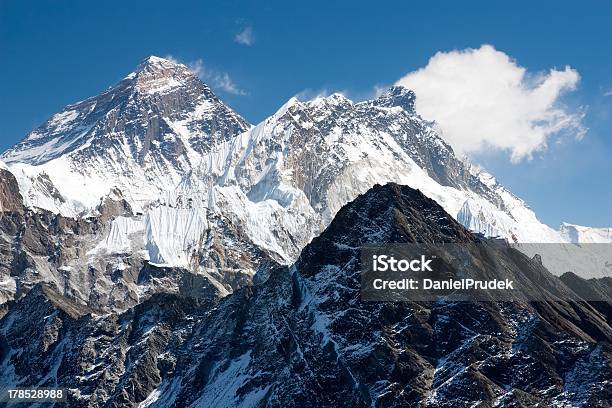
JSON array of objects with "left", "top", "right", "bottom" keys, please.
[
  {"left": 295, "top": 88, "right": 332, "bottom": 101},
  {"left": 604, "top": 89, "right": 612, "bottom": 97},
  {"left": 166, "top": 56, "right": 246, "bottom": 95},
  {"left": 395, "top": 44, "right": 586, "bottom": 162},
  {"left": 234, "top": 26, "right": 255, "bottom": 46},
  {"left": 188, "top": 59, "right": 246, "bottom": 95}
]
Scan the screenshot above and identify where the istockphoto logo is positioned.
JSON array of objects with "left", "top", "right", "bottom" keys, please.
[
  {"left": 372, "top": 254, "right": 433, "bottom": 272},
  {"left": 360, "top": 243, "right": 611, "bottom": 302}
]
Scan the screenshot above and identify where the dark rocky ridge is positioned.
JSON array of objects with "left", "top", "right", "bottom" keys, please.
[{"left": 1, "top": 183, "right": 609, "bottom": 407}]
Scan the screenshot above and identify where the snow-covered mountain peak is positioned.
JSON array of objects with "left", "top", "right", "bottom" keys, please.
[
  {"left": 307, "top": 92, "right": 352, "bottom": 107},
  {"left": 300, "top": 93, "right": 354, "bottom": 121},
  {"left": 127, "top": 55, "right": 197, "bottom": 94},
  {"left": 372, "top": 85, "right": 416, "bottom": 112},
  {"left": 138, "top": 55, "right": 182, "bottom": 69},
  {"left": 2, "top": 56, "right": 247, "bottom": 164},
  {"left": 201, "top": 84, "right": 596, "bottom": 256},
  {"left": 271, "top": 96, "right": 301, "bottom": 120},
  {"left": 1, "top": 57, "right": 250, "bottom": 214}
]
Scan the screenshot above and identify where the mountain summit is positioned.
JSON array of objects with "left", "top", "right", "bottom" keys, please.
[
  {"left": 372, "top": 85, "right": 416, "bottom": 111},
  {"left": 3, "top": 56, "right": 248, "bottom": 165},
  {"left": 1, "top": 56, "right": 250, "bottom": 213}
]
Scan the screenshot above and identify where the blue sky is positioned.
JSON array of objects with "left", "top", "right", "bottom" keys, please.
[{"left": 0, "top": 0, "right": 610, "bottom": 227}]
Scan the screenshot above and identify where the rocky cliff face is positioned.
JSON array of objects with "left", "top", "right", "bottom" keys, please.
[
  {"left": 0, "top": 168, "right": 24, "bottom": 214},
  {"left": 1, "top": 184, "right": 609, "bottom": 407}
]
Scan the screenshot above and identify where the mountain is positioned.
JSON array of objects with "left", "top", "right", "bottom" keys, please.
[
  {"left": 2, "top": 56, "right": 250, "bottom": 215},
  {"left": 1, "top": 184, "right": 609, "bottom": 407},
  {"left": 198, "top": 86, "right": 563, "bottom": 248},
  {"left": 0, "top": 55, "right": 610, "bottom": 310},
  {"left": 1, "top": 58, "right": 607, "bottom": 250},
  {"left": 0, "top": 56, "right": 610, "bottom": 406},
  {"left": 0, "top": 57, "right": 610, "bottom": 311}
]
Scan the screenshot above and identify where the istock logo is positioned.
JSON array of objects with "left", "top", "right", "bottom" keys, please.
[{"left": 372, "top": 254, "right": 433, "bottom": 272}]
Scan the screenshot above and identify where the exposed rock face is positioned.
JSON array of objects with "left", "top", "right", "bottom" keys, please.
[
  {"left": 1, "top": 184, "right": 609, "bottom": 407},
  {"left": 0, "top": 168, "right": 24, "bottom": 214}
]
